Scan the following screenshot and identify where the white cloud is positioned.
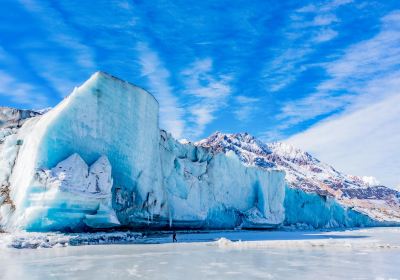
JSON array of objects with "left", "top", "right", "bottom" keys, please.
[
  {"left": 312, "top": 28, "right": 338, "bottom": 43},
  {"left": 263, "top": 1, "right": 350, "bottom": 92},
  {"left": 288, "top": 93, "right": 400, "bottom": 189},
  {"left": 297, "top": 0, "right": 353, "bottom": 13},
  {"left": 234, "top": 95, "right": 259, "bottom": 122},
  {"left": 278, "top": 10, "right": 400, "bottom": 127},
  {"left": 0, "top": 70, "right": 49, "bottom": 108},
  {"left": 182, "top": 58, "right": 232, "bottom": 138},
  {"left": 18, "top": 0, "right": 96, "bottom": 96},
  {"left": 312, "top": 14, "right": 339, "bottom": 26},
  {"left": 136, "top": 42, "right": 185, "bottom": 138},
  {"left": 188, "top": 105, "right": 215, "bottom": 131},
  {"left": 264, "top": 47, "right": 312, "bottom": 92},
  {"left": 182, "top": 59, "right": 231, "bottom": 100},
  {"left": 286, "top": 10, "right": 400, "bottom": 189},
  {"left": 0, "top": 47, "right": 49, "bottom": 108},
  {"left": 133, "top": 47, "right": 232, "bottom": 140}
]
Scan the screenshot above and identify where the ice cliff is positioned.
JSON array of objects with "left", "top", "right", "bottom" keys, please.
[
  {"left": 0, "top": 72, "right": 285, "bottom": 232},
  {"left": 198, "top": 133, "right": 400, "bottom": 228}
]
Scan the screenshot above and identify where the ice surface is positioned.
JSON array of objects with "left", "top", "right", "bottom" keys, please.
[
  {"left": 1, "top": 72, "right": 286, "bottom": 231},
  {"left": 0, "top": 228, "right": 399, "bottom": 280}
]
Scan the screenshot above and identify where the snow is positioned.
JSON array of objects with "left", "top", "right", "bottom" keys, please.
[
  {"left": 0, "top": 107, "right": 41, "bottom": 129},
  {"left": 361, "top": 176, "right": 381, "bottom": 187}
]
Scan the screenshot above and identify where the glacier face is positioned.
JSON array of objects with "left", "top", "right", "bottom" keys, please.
[
  {"left": 159, "top": 131, "right": 285, "bottom": 229},
  {"left": 2, "top": 72, "right": 164, "bottom": 231},
  {"left": 197, "top": 132, "right": 400, "bottom": 228},
  {"left": 0, "top": 72, "right": 286, "bottom": 232},
  {"left": 284, "top": 188, "right": 380, "bottom": 228}
]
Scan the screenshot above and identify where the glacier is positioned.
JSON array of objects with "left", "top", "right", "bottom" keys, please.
[
  {"left": 0, "top": 72, "right": 286, "bottom": 232},
  {"left": 159, "top": 130, "right": 285, "bottom": 229},
  {"left": 0, "top": 71, "right": 399, "bottom": 233}
]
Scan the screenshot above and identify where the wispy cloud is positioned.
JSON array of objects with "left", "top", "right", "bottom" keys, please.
[
  {"left": 297, "top": 0, "right": 353, "bottom": 13},
  {"left": 278, "top": 10, "right": 400, "bottom": 128},
  {"left": 182, "top": 58, "right": 232, "bottom": 138},
  {"left": 286, "top": 10, "right": 400, "bottom": 188},
  {"left": 312, "top": 14, "right": 339, "bottom": 26},
  {"left": 17, "top": 0, "right": 96, "bottom": 96},
  {"left": 263, "top": 0, "right": 351, "bottom": 92},
  {"left": 234, "top": 95, "right": 259, "bottom": 122},
  {"left": 288, "top": 92, "right": 400, "bottom": 189},
  {"left": 0, "top": 70, "right": 49, "bottom": 108},
  {"left": 136, "top": 42, "right": 185, "bottom": 138},
  {"left": 136, "top": 50, "right": 232, "bottom": 139},
  {"left": 313, "top": 28, "right": 338, "bottom": 43},
  {"left": 0, "top": 47, "right": 49, "bottom": 108}
]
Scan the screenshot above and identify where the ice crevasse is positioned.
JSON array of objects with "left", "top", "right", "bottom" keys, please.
[{"left": 0, "top": 72, "right": 286, "bottom": 231}]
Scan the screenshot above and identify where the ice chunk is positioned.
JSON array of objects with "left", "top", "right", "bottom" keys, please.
[
  {"left": 87, "top": 156, "right": 113, "bottom": 195},
  {"left": 50, "top": 153, "right": 90, "bottom": 193},
  {"left": 13, "top": 153, "right": 119, "bottom": 231}
]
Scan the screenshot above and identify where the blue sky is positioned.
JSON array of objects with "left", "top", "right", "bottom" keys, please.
[{"left": 1, "top": 1, "right": 400, "bottom": 186}]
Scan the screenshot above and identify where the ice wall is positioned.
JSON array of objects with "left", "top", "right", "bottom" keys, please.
[
  {"left": 284, "top": 187, "right": 381, "bottom": 228},
  {"left": 1, "top": 72, "right": 286, "bottom": 232},
  {"left": 6, "top": 72, "right": 164, "bottom": 230},
  {"left": 159, "top": 131, "right": 285, "bottom": 229}
]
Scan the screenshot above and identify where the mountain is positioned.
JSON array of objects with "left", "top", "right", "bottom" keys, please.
[
  {"left": 197, "top": 132, "right": 400, "bottom": 227},
  {"left": 0, "top": 107, "right": 43, "bottom": 129}
]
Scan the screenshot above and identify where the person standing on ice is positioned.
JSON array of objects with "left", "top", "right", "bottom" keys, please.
[{"left": 172, "top": 231, "right": 177, "bottom": 242}]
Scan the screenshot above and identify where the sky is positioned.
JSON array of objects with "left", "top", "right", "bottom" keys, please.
[{"left": 0, "top": 0, "right": 399, "bottom": 187}]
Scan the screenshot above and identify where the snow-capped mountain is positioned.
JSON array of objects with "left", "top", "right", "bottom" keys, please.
[
  {"left": 0, "top": 107, "right": 42, "bottom": 129},
  {"left": 197, "top": 132, "right": 400, "bottom": 224}
]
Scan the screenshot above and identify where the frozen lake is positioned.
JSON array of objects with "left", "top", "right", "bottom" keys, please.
[{"left": 1, "top": 227, "right": 399, "bottom": 279}]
